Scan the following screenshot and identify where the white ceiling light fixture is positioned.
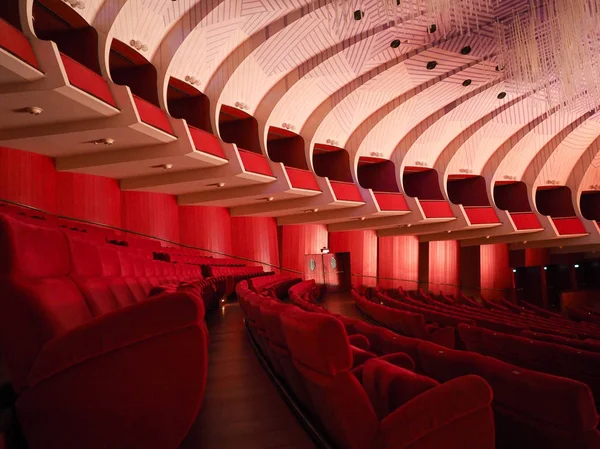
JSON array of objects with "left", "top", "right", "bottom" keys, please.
[
  {"left": 64, "top": 0, "right": 85, "bottom": 9},
  {"left": 93, "top": 138, "right": 115, "bottom": 146},
  {"left": 25, "top": 106, "right": 43, "bottom": 116},
  {"left": 184, "top": 76, "right": 200, "bottom": 86},
  {"left": 129, "top": 40, "right": 148, "bottom": 52}
]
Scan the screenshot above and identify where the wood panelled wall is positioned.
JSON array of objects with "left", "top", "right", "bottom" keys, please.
[
  {"left": 56, "top": 172, "right": 122, "bottom": 228},
  {"left": 231, "top": 216, "right": 280, "bottom": 271},
  {"left": 480, "top": 243, "right": 513, "bottom": 299},
  {"left": 179, "top": 205, "right": 232, "bottom": 254},
  {"left": 280, "top": 224, "right": 328, "bottom": 274},
  {"left": 0, "top": 146, "right": 517, "bottom": 295},
  {"left": 428, "top": 240, "right": 460, "bottom": 295},
  {"left": 329, "top": 230, "right": 378, "bottom": 287},
  {"left": 121, "top": 191, "right": 180, "bottom": 241},
  {"left": 378, "top": 235, "right": 419, "bottom": 290}
]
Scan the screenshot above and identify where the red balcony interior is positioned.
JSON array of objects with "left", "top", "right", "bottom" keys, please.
[
  {"left": 374, "top": 192, "right": 409, "bottom": 211},
  {"left": 0, "top": 18, "right": 39, "bottom": 69},
  {"left": 510, "top": 212, "right": 542, "bottom": 230},
  {"left": 60, "top": 53, "right": 116, "bottom": 107},
  {"left": 285, "top": 166, "right": 320, "bottom": 191},
  {"left": 133, "top": 95, "right": 174, "bottom": 135},
  {"left": 330, "top": 181, "right": 363, "bottom": 202},
  {"left": 552, "top": 217, "right": 587, "bottom": 235},
  {"left": 420, "top": 200, "right": 454, "bottom": 218},
  {"left": 188, "top": 126, "right": 226, "bottom": 159},
  {"left": 239, "top": 149, "right": 273, "bottom": 177},
  {"left": 464, "top": 207, "right": 500, "bottom": 225}
]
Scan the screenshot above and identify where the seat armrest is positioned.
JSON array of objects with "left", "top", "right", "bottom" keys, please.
[
  {"left": 379, "top": 352, "right": 415, "bottom": 371},
  {"left": 348, "top": 334, "right": 370, "bottom": 351},
  {"left": 351, "top": 346, "right": 377, "bottom": 368},
  {"left": 379, "top": 374, "right": 492, "bottom": 448},
  {"left": 27, "top": 292, "right": 204, "bottom": 387},
  {"left": 429, "top": 326, "right": 456, "bottom": 349}
]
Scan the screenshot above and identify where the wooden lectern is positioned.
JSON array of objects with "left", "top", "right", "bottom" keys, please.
[{"left": 304, "top": 252, "right": 351, "bottom": 293}]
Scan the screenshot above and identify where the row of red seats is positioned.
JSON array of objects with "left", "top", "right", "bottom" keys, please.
[
  {"left": 459, "top": 323, "right": 600, "bottom": 406},
  {"left": 379, "top": 289, "right": 600, "bottom": 341},
  {"left": 236, "top": 283, "right": 496, "bottom": 449},
  {"left": 288, "top": 279, "right": 327, "bottom": 303},
  {"left": 350, "top": 289, "right": 600, "bottom": 449},
  {"left": 354, "top": 293, "right": 456, "bottom": 349},
  {"left": 0, "top": 202, "right": 264, "bottom": 269},
  {"left": 247, "top": 274, "right": 302, "bottom": 298},
  {"left": 0, "top": 213, "right": 209, "bottom": 449}
]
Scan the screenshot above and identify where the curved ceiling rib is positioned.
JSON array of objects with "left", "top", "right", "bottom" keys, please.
[
  {"left": 216, "top": 0, "right": 396, "bottom": 139},
  {"left": 311, "top": 39, "right": 493, "bottom": 156}
]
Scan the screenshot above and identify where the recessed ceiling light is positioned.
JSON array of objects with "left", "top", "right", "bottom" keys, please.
[
  {"left": 495, "top": 65, "right": 504, "bottom": 72},
  {"left": 313, "top": 208, "right": 319, "bottom": 213},
  {"left": 497, "top": 92, "right": 507, "bottom": 99},
  {"left": 93, "top": 138, "right": 115, "bottom": 146},
  {"left": 447, "top": 230, "right": 452, "bottom": 233},
  {"left": 353, "top": 10, "right": 364, "bottom": 20},
  {"left": 25, "top": 106, "right": 43, "bottom": 116},
  {"left": 460, "top": 45, "right": 472, "bottom": 55},
  {"left": 217, "top": 182, "right": 225, "bottom": 188},
  {"left": 267, "top": 196, "right": 274, "bottom": 202},
  {"left": 426, "top": 61, "right": 437, "bottom": 70},
  {"left": 462, "top": 79, "right": 472, "bottom": 87},
  {"left": 391, "top": 39, "right": 401, "bottom": 49},
  {"left": 428, "top": 24, "right": 437, "bottom": 33},
  {"left": 163, "top": 164, "right": 173, "bottom": 170},
  {"left": 359, "top": 217, "right": 366, "bottom": 221}
]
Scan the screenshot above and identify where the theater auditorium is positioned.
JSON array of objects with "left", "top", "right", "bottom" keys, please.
[{"left": 1, "top": 0, "right": 600, "bottom": 448}]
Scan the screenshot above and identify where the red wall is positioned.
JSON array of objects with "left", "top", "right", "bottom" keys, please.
[
  {"left": 480, "top": 243, "right": 512, "bottom": 299},
  {"left": 329, "top": 230, "right": 378, "bottom": 287},
  {"left": 231, "top": 216, "right": 280, "bottom": 271},
  {"left": 56, "top": 172, "right": 122, "bottom": 227},
  {"left": 428, "top": 240, "right": 459, "bottom": 295},
  {"left": 121, "top": 191, "right": 179, "bottom": 241},
  {"left": 378, "top": 235, "right": 419, "bottom": 290},
  {"left": 0, "top": 147, "right": 56, "bottom": 212},
  {"left": 280, "top": 224, "right": 328, "bottom": 275},
  {"left": 179, "top": 205, "right": 232, "bottom": 254}
]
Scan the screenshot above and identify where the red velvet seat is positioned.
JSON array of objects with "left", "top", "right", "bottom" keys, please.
[
  {"left": 280, "top": 309, "right": 495, "bottom": 449},
  {"left": 417, "top": 341, "right": 600, "bottom": 449},
  {"left": 0, "top": 214, "right": 208, "bottom": 449}
]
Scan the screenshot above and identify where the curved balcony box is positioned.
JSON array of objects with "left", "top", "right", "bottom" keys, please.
[
  {"left": 374, "top": 192, "right": 409, "bottom": 211},
  {"left": 510, "top": 212, "right": 542, "bottom": 230},
  {"left": 285, "top": 166, "right": 320, "bottom": 192},
  {"left": 419, "top": 200, "right": 454, "bottom": 219},
  {"left": 0, "top": 18, "right": 43, "bottom": 83},
  {"left": 330, "top": 181, "right": 364, "bottom": 203},
  {"left": 239, "top": 149, "right": 274, "bottom": 178},
  {"left": 464, "top": 206, "right": 501, "bottom": 225},
  {"left": 60, "top": 54, "right": 116, "bottom": 108},
  {"left": 131, "top": 95, "right": 176, "bottom": 142},
  {"left": 187, "top": 125, "right": 227, "bottom": 161},
  {"left": 552, "top": 217, "right": 588, "bottom": 236}
]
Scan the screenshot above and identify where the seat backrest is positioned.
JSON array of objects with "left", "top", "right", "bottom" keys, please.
[
  {"left": 280, "top": 309, "right": 378, "bottom": 449},
  {"left": 66, "top": 235, "right": 120, "bottom": 317},
  {"left": 477, "top": 355, "right": 599, "bottom": 435},
  {"left": 0, "top": 214, "right": 94, "bottom": 390}
]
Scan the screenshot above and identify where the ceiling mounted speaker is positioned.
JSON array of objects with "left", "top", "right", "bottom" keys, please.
[
  {"left": 391, "top": 39, "right": 401, "bottom": 49},
  {"left": 353, "top": 10, "right": 364, "bottom": 20},
  {"left": 462, "top": 79, "right": 472, "bottom": 87},
  {"left": 460, "top": 45, "right": 472, "bottom": 55},
  {"left": 426, "top": 61, "right": 437, "bottom": 70},
  {"left": 428, "top": 24, "right": 437, "bottom": 33},
  {"left": 497, "top": 92, "right": 507, "bottom": 99}
]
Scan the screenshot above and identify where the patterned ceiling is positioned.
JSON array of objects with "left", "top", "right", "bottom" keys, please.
[{"left": 4, "top": 0, "right": 600, "bottom": 250}]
